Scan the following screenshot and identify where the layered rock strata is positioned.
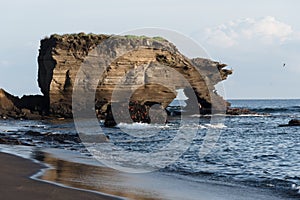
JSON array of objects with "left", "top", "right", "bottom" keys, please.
[{"left": 37, "top": 33, "right": 232, "bottom": 124}]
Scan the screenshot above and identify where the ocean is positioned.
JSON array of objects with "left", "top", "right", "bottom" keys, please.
[{"left": 0, "top": 99, "right": 300, "bottom": 199}]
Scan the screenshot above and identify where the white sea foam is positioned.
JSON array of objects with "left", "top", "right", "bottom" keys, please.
[
  {"left": 179, "top": 124, "right": 207, "bottom": 129},
  {"left": 117, "top": 122, "right": 169, "bottom": 130},
  {"left": 233, "top": 114, "right": 270, "bottom": 117},
  {"left": 0, "top": 144, "right": 35, "bottom": 160},
  {"left": 291, "top": 184, "right": 300, "bottom": 193},
  {"left": 117, "top": 122, "right": 225, "bottom": 130},
  {"left": 205, "top": 123, "right": 227, "bottom": 129}
]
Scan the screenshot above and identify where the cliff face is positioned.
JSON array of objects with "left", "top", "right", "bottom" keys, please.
[
  {"left": 38, "top": 33, "right": 109, "bottom": 117},
  {"left": 37, "top": 33, "right": 232, "bottom": 119}
]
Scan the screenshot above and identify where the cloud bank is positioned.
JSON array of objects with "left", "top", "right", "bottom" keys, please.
[{"left": 203, "top": 16, "right": 298, "bottom": 48}]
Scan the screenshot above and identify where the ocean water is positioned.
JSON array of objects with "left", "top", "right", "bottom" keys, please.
[{"left": 0, "top": 99, "right": 300, "bottom": 199}]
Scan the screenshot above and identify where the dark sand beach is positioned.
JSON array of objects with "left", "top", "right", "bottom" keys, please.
[
  {"left": 0, "top": 152, "right": 118, "bottom": 200},
  {"left": 1, "top": 147, "right": 298, "bottom": 200}
]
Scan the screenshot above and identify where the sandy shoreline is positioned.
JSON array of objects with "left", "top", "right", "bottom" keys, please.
[
  {"left": 0, "top": 152, "right": 120, "bottom": 200},
  {"left": 0, "top": 149, "right": 298, "bottom": 200}
]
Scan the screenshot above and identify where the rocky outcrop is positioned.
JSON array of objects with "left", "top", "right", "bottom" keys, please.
[
  {"left": 0, "top": 88, "right": 46, "bottom": 119},
  {"left": 37, "top": 33, "right": 232, "bottom": 123},
  {"left": 226, "top": 108, "right": 256, "bottom": 115},
  {"left": 0, "top": 88, "right": 20, "bottom": 119},
  {"left": 279, "top": 119, "right": 300, "bottom": 127}
]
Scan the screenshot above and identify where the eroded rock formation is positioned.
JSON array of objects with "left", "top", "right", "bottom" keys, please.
[
  {"left": 0, "top": 88, "right": 20, "bottom": 118},
  {"left": 37, "top": 33, "right": 232, "bottom": 123},
  {"left": 0, "top": 88, "right": 46, "bottom": 119}
]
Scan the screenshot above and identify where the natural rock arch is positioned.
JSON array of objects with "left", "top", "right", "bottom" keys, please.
[{"left": 37, "top": 33, "right": 232, "bottom": 123}]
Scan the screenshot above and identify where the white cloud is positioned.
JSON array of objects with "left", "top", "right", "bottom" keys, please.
[
  {"left": 202, "top": 16, "right": 297, "bottom": 48},
  {"left": 205, "top": 28, "right": 237, "bottom": 48}
]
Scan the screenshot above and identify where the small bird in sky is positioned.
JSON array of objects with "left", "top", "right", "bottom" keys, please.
[{"left": 283, "top": 63, "right": 286, "bottom": 67}]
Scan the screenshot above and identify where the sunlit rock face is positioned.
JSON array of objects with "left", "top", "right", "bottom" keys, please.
[{"left": 37, "top": 33, "right": 232, "bottom": 122}]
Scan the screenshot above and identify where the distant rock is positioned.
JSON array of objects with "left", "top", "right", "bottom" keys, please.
[
  {"left": 0, "top": 88, "right": 22, "bottom": 119},
  {"left": 279, "top": 119, "right": 300, "bottom": 127},
  {"left": 226, "top": 108, "right": 256, "bottom": 115},
  {"left": 0, "top": 88, "right": 47, "bottom": 120},
  {"left": 0, "top": 88, "right": 19, "bottom": 109}
]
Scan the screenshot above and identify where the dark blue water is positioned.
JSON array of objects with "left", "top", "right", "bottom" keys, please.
[
  {"left": 0, "top": 99, "right": 300, "bottom": 196},
  {"left": 168, "top": 99, "right": 300, "bottom": 194}
]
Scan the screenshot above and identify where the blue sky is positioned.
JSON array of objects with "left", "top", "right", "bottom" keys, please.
[{"left": 0, "top": 0, "right": 299, "bottom": 99}]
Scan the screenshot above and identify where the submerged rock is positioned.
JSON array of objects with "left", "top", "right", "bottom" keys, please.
[
  {"left": 25, "top": 130, "right": 43, "bottom": 136},
  {"left": 0, "top": 136, "right": 33, "bottom": 146},
  {"left": 24, "top": 130, "right": 81, "bottom": 144},
  {"left": 279, "top": 119, "right": 300, "bottom": 127}
]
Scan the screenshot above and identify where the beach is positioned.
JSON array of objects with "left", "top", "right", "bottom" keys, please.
[
  {"left": 0, "top": 152, "right": 119, "bottom": 200},
  {"left": 0, "top": 148, "right": 298, "bottom": 200}
]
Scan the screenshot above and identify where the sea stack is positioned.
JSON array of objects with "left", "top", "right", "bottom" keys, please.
[{"left": 37, "top": 33, "right": 232, "bottom": 125}]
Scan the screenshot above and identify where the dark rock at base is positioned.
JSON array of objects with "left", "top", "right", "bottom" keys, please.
[
  {"left": 104, "top": 101, "right": 170, "bottom": 127},
  {"left": 104, "top": 104, "right": 258, "bottom": 127},
  {"left": 104, "top": 105, "right": 117, "bottom": 127},
  {"left": 104, "top": 102, "right": 152, "bottom": 127},
  {"left": 48, "top": 102, "right": 73, "bottom": 119},
  {"left": 279, "top": 119, "right": 300, "bottom": 127},
  {"left": 19, "top": 95, "right": 48, "bottom": 115}
]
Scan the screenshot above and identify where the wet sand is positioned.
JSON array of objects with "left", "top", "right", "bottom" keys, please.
[
  {"left": 0, "top": 152, "right": 119, "bottom": 200},
  {"left": 35, "top": 149, "right": 298, "bottom": 200},
  {"left": 0, "top": 149, "right": 298, "bottom": 200}
]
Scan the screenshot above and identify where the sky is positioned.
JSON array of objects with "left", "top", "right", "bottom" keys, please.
[{"left": 0, "top": 0, "right": 299, "bottom": 99}]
